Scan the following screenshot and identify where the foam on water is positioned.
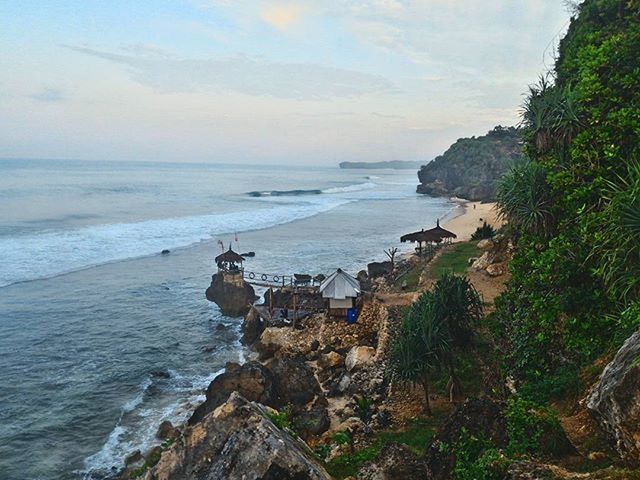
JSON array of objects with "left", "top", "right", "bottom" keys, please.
[{"left": 0, "top": 198, "right": 351, "bottom": 287}]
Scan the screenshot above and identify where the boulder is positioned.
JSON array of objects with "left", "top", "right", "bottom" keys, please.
[
  {"left": 142, "top": 392, "right": 331, "bottom": 480},
  {"left": 241, "top": 307, "right": 265, "bottom": 345},
  {"left": 476, "top": 239, "right": 494, "bottom": 250},
  {"left": 205, "top": 272, "right": 255, "bottom": 317},
  {"left": 486, "top": 263, "right": 506, "bottom": 277},
  {"left": 318, "top": 351, "right": 344, "bottom": 370},
  {"left": 297, "top": 395, "right": 331, "bottom": 439},
  {"left": 188, "top": 361, "right": 274, "bottom": 425},
  {"left": 358, "top": 442, "right": 428, "bottom": 480},
  {"left": 587, "top": 330, "right": 640, "bottom": 466},
  {"left": 367, "top": 261, "right": 392, "bottom": 279},
  {"left": 255, "top": 327, "right": 290, "bottom": 359},
  {"left": 266, "top": 357, "right": 321, "bottom": 408},
  {"left": 345, "top": 346, "right": 376, "bottom": 372}
]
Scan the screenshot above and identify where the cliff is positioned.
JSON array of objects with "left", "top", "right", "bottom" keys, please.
[{"left": 416, "top": 126, "right": 523, "bottom": 201}]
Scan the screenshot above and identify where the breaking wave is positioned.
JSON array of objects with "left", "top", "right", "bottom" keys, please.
[{"left": 247, "top": 182, "right": 376, "bottom": 197}]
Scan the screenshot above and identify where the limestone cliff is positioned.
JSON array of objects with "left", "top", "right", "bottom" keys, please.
[{"left": 416, "top": 126, "right": 523, "bottom": 201}]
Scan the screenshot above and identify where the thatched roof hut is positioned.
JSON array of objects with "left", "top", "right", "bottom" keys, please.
[
  {"left": 425, "top": 219, "right": 457, "bottom": 240},
  {"left": 215, "top": 247, "right": 244, "bottom": 265}
]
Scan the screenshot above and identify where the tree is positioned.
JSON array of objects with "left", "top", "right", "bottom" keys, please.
[
  {"left": 430, "top": 273, "right": 483, "bottom": 402},
  {"left": 387, "top": 294, "right": 449, "bottom": 415},
  {"left": 387, "top": 274, "right": 483, "bottom": 412},
  {"left": 384, "top": 247, "right": 399, "bottom": 272}
]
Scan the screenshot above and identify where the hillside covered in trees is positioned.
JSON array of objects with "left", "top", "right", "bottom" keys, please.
[{"left": 417, "top": 126, "right": 524, "bottom": 201}]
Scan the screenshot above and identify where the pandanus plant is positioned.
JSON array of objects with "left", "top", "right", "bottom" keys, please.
[
  {"left": 496, "top": 161, "right": 555, "bottom": 239},
  {"left": 590, "top": 161, "right": 640, "bottom": 302},
  {"left": 520, "top": 74, "right": 582, "bottom": 154},
  {"left": 387, "top": 274, "right": 482, "bottom": 413}
]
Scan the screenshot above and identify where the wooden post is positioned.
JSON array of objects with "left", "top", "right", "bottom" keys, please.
[{"left": 292, "top": 290, "right": 297, "bottom": 329}]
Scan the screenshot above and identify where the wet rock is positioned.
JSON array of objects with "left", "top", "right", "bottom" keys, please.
[
  {"left": 358, "top": 442, "right": 428, "bottom": 480},
  {"left": 188, "top": 361, "right": 274, "bottom": 425},
  {"left": 150, "top": 370, "right": 171, "bottom": 379},
  {"left": 124, "top": 450, "right": 143, "bottom": 466},
  {"left": 156, "top": 421, "right": 178, "bottom": 441},
  {"left": 142, "top": 392, "right": 331, "bottom": 480},
  {"left": 161, "top": 249, "right": 170, "bottom": 255},
  {"left": 587, "top": 330, "right": 640, "bottom": 467},
  {"left": 345, "top": 346, "right": 376, "bottom": 372},
  {"left": 205, "top": 272, "right": 255, "bottom": 317}
]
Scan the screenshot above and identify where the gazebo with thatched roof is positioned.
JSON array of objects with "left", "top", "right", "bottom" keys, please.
[
  {"left": 424, "top": 219, "right": 457, "bottom": 244},
  {"left": 215, "top": 245, "right": 244, "bottom": 272}
]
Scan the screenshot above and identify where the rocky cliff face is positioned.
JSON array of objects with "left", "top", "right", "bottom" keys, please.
[
  {"left": 143, "top": 392, "right": 332, "bottom": 480},
  {"left": 587, "top": 330, "right": 640, "bottom": 467},
  {"left": 205, "top": 272, "right": 255, "bottom": 317},
  {"left": 416, "top": 126, "right": 523, "bottom": 201}
]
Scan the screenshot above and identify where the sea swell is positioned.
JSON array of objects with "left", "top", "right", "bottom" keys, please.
[
  {"left": 247, "top": 181, "right": 376, "bottom": 197},
  {"left": 0, "top": 198, "right": 351, "bottom": 288}
]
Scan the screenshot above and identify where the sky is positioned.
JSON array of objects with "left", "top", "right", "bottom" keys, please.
[{"left": 0, "top": 1, "right": 571, "bottom": 165}]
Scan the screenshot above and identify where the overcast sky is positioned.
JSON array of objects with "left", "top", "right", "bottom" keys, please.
[{"left": 0, "top": 1, "right": 571, "bottom": 165}]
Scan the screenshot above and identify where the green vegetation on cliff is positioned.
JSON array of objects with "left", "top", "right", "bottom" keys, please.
[
  {"left": 417, "top": 126, "right": 524, "bottom": 201},
  {"left": 493, "top": 0, "right": 640, "bottom": 391}
]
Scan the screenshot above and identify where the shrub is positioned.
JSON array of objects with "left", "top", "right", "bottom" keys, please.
[{"left": 471, "top": 221, "right": 496, "bottom": 240}]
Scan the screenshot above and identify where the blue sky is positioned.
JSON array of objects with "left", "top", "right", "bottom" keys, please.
[{"left": 0, "top": 1, "right": 571, "bottom": 164}]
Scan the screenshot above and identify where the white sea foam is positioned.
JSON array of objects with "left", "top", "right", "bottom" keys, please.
[
  {"left": 322, "top": 182, "right": 377, "bottom": 194},
  {"left": 82, "top": 367, "right": 226, "bottom": 478},
  {"left": 0, "top": 198, "right": 351, "bottom": 287}
]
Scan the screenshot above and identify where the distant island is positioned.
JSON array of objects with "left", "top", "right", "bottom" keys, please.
[
  {"left": 416, "top": 125, "right": 524, "bottom": 201},
  {"left": 339, "top": 160, "right": 423, "bottom": 170}
]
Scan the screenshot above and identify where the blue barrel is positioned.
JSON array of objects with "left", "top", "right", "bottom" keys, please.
[{"left": 346, "top": 308, "right": 356, "bottom": 324}]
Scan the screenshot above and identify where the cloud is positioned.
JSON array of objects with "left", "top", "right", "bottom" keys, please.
[
  {"left": 261, "top": 4, "right": 304, "bottom": 31},
  {"left": 64, "top": 45, "right": 396, "bottom": 99},
  {"left": 29, "top": 87, "right": 64, "bottom": 102}
]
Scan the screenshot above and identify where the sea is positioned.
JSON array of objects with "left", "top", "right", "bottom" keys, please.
[{"left": 0, "top": 158, "right": 456, "bottom": 480}]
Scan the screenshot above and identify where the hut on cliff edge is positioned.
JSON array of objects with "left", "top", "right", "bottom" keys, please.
[
  {"left": 216, "top": 245, "right": 244, "bottom": 273},
  {"left": 319, "top": 269, "right": 361, "bottom": 319}
]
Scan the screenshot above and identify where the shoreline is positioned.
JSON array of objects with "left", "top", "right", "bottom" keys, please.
[{"left": 443, "top": 200, "right": 500, "bottom": 242}]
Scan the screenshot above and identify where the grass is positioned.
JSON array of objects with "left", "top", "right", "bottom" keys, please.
[
  {"left": 428, "top": 242, "right": 480, "bottom": 279},
  {"left": 324, "top": 417, "right": 443, "bottom": 479}
]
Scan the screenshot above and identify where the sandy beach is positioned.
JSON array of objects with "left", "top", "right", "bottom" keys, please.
[{"left": 444, "top": 201, "right": 501, "bottom": 241}]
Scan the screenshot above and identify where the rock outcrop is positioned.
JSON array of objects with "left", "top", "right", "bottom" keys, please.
[
  {"left": 143, "top": 392, "right": 332, "bottom": 480},
  {"left": 205, "top": 272, "right": 255, "bottom": 317},
  {"left": 188, "top": 361, "right": 274, "bottom": 425},
  {"left": 416, "top": 126, "right": 523, "bottom": 201},
  {"left": 587, "top": 330, "right": 640, "bottom": 467}
]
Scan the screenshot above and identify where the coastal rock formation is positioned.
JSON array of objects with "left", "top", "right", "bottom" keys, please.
[
  {"left": 143, "top": 392, "right": 331, "bottom": 480},
  {"left": 188, "top": 361, "right": 274, "bottom": 425},
  {"left": 242, "top": 306, "right": 265, "bottom": 345},
  {"left": 471, "top": 236, "right": 511, "bottom": 277},
  {"left": 358, "top": 442, "right": 428, "bottom": 480},
  {"left": 416, "top": 126, "right": 523, "bottom": 201},
  {"left": 266, "top": 356, "right": 322, "bottom": 408},
  {"left": 367, "top": 261, "right": 392, "bottom": 279},
  {"left": 587, "top": 330, "right": 640, "bottom": 466},
  {"left": 205, "top": 272, "right": 255, "bottom": 317}
]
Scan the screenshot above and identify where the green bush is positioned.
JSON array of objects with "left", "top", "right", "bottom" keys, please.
[
  {"left": 471, "top": 221, "right": 497, "bottom": 240},
  {"left": 452, "top": 428, "right": 510, "bottom": 480}
]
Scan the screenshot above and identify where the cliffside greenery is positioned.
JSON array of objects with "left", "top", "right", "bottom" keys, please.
[
  {"left": 417, "top": 125, "right": 525, "bottom": 201},
  {"left": 494, "top": 0, "right": 640, "bottom": 393}
]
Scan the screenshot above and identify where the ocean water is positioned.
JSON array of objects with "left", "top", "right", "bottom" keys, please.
[{"left": 0, "top": 159, "right": 456, "bottom": 480}]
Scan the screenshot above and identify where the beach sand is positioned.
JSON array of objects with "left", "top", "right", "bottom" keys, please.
[{"left": 444, "top": 201, "right": 501, "bottom": 241}]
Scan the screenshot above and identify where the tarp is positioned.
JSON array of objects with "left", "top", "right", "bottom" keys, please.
[{"left": 319, "top": 269, "right": 361, "bottom": 300}]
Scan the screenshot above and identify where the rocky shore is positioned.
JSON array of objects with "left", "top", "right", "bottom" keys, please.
[{"left": 116, "top": 206, "right": 640, "bottom": 480}]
